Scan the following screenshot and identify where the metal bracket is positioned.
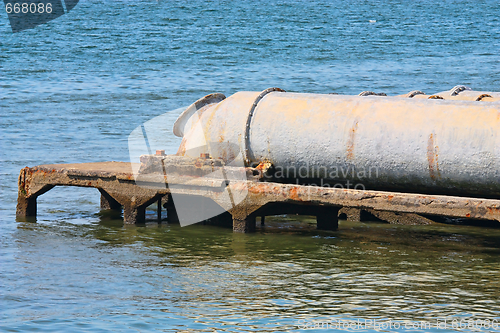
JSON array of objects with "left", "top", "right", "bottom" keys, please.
[
  {"left": 450, "top": 85, "right": 472, "bottom": 96},
  {"left": 359, "top": 91, "right": 387, "bottom": 96},
  {"left": 476, "top": 94, "right": 492, "bottom": 101},
  {"left": 406, "top": 90, "right": 425, "bottom": 98},
  {"left": 243, "top": 87, "right": 285, "bottom": 166}
]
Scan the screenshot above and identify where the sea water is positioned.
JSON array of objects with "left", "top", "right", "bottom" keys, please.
[{"left": 1, "top": 0, "right": 499, "bottom": 331}]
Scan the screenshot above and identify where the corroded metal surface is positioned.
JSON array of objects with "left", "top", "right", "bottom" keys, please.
[{"left": 175, "top": 90, "right": 500, "bottom": 198}]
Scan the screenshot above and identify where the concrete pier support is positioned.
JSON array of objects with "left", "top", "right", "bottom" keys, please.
[
  {"left": 99, "top": 189, "right": 122, "bottom": 212},
  {"left": 117, "top": 194, "right": 161, "bottom": 225},
  {"left": 16, "top": 179, "right": 54, "bottom": 219},
  {"left": 233, "top": 216, "right": 256, "bottom": 233},
  {"left": 16, "top": 193, "right": 37, "bottom": 218},
  {"left": 316, "top": 206, "right": 340, "bottom": 231},
  {"left": 15, "top": 162, "right": 500, "bottom": 231},
  {"left": 338, "top": 207, "right": 362, "bottom": 222},
  {"left": 123, "top": 205, "right": 146, "bottom": 224}
]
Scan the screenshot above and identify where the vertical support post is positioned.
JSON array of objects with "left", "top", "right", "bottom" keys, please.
[
  {"left": 157, "top": 198, "right": 162, "bottom": 222},
  {"left": 16, "top": 170, "right": 54, "bottom": 219},
  {"left": 316, "top": 206, "right": 340, "bottom": 231},
  {"left": 99, "top": 189, "right": 122, "bottom": 212},
  {"left": 166, "top": 204, "right": 179, "bottom": 224},
  {"left": 123, "top": 205, "right": 146, "bottom": 224},
  {"left": 233, "top": 215, "right": 256, "bottom": 233},
  {"left": 260, "top": 216, "right": 265, "bottom": 226},
  {"left": 16, "top": 194, "right": 37, "bottom": 218}
]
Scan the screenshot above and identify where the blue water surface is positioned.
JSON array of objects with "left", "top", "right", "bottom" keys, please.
[{"left": 1, "top": 0, "right": 500, "bottom": 331}]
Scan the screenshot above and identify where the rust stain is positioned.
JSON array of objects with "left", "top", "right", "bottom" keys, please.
[
  {"left": 427, "top": 133, "right": 441, "bottom": 180},
  {"left": 346, "top": 120, "right": 358, "bottom": 161},
  {"left": 256, "top": 160, "right": 272, "bottom": 173},
  {"left": 19, "top": 168, "right": 29, "bottom": 195},
  {"left": 217, "top": 120, "right": 226, "bottom": 143},
  {"left": 289, "top": 187, "right": 301, "bottom": 201},
  {"left": 248, "top": 183, "right": 272, "bottom": 194},
  {"left": 176, "top": 138, "right": 187, "bottom": 156},
  {"left": 465, "top": 213, "right": 471, "bottom": 218},
  {"left": 203, "top": 107, "right": 217, "bottom": 137}
]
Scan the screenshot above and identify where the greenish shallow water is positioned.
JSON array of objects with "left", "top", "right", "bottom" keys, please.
[{"left": 1, "top": 0, "right": 500, "bottom": 331}]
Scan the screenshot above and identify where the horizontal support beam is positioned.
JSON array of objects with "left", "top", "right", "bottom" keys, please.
[{"left": 16, "top": 162, "right": 500, "bottom": 230}]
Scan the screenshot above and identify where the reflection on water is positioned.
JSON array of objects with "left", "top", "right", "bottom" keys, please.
[{"left": 5, "top": 204, "right": 500, "bottom": 331}]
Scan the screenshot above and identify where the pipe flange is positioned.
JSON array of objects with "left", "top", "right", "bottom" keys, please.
[
  {"left": 450, "top": 85, "right": 472, "bottom": 96},
  {"left": 359, "top": 91, "right": 387, "bottom": 96},
  {"left": 173, "top": 93, "right": 226, "bottom": 137},
  {"left": 406, "top": 90, "right": 425, "bottom": 98},
  {"left": 476, "top": 94, "right": 492, "bottom": 101},
  {"left": 243, "top": 87, "right": 285, "bottom": 166}
]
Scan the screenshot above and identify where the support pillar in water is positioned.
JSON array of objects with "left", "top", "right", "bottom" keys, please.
[
  {"left": 316, "top": 206, "right": 340, "bottom": 231},
  {"left": 233, "top": 216, "right": 256, "bottom": 233},
  {"left": 99, "top": 189, "right": 122, "bottom": 212}
]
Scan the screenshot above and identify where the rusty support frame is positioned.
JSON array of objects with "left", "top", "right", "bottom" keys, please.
[{"left": 15, "top": 162, "right": 500, "bottom": 232}]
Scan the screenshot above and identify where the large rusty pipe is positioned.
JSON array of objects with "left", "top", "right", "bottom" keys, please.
[{"left": 173, "top": 91, "right": 500, "bottom": 198}]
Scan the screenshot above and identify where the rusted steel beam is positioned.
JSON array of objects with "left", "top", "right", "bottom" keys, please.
[{"left": 217, "top": 181, "right": 500, "bottom": 224}]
